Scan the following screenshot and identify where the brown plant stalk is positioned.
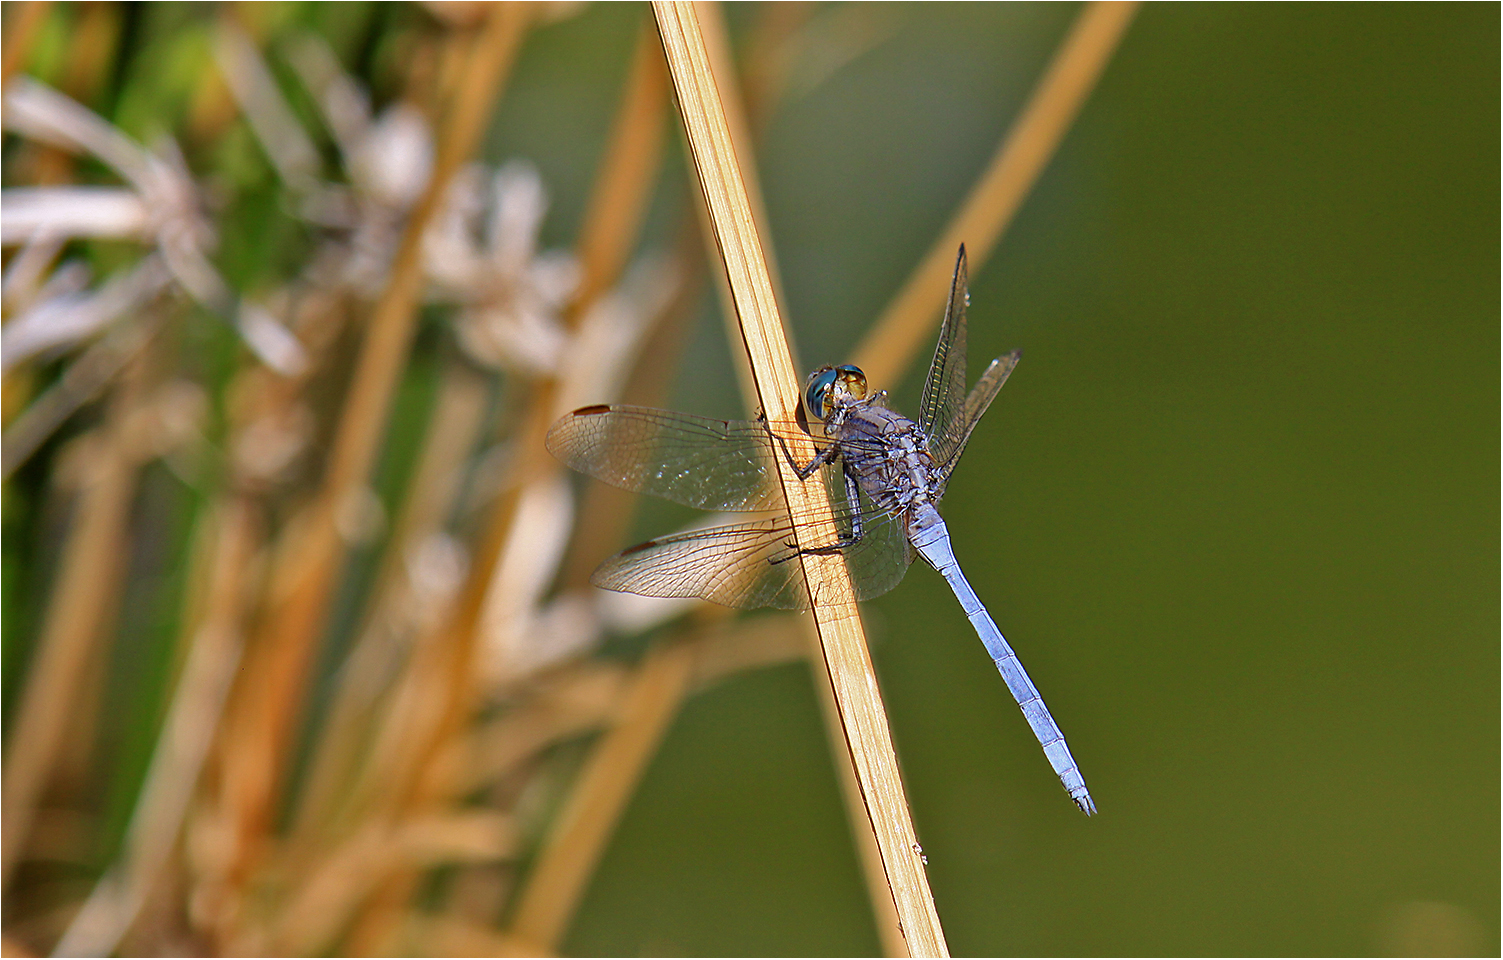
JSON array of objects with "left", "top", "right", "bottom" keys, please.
[
  {"left": 54, "top": 496, "right": 262, "bottom": 957},
  {"left": 335, "top": 11, "right": 673, "bottom": 952},
  {"left": 0, "top": 1, "right": 51, "bottom": 90},
  {"left": 513, "top": 5, "right": 908, "bottom": 953},
  {"left": 653, "top": 2, "right": 949, "bottom": 955},
  {"left": 508, "top": 636, "right": 698, "bottom": 950},
  {"left": 204, "top": 4, "right": 531, "bottom": 930},
  {"left": 1, "top": 341, "right": 157, "bottom": 892},
  {"left": 853, "top": 0, "right": 1139, "bottom": 388}
]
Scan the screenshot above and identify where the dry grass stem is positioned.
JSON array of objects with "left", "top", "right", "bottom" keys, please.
[
  {"left": 510, "top": 8, "right": 810, "bottom": 942},
  {"left": 54, "top": 497, "right": 260, "bottom": 957},
  {"left": 853, "top": 0, "right": 1138, "bottom": 388},
  {"left": 209, "top": 1, "right": 530, "bottom": 902},
  {"left": 699, "top": 5, "right": 904, "bottom": 946},
  {"left": 803, "top": 620, "right": 908, "bottom": 958},
  {"left": 334, "top": 10, "right": 673, "bottom": 944},
  {"left": 557, "top": 221, "right": 705, "bottom": 589},
  {"left": 508, "top": 639, "right": 696, "bottom": 951},
  {"left": 289, "top": 364, "right": 489, "bottom": 844},
  {"left": 457, "top": 662, "right": 630, "bottom": 796},
  {"left": 694, "top": 0, "right": 788, "bottom": 336},
  {"left": 569, "top": 19, "right": 670, "bottom": 315},
  {"left": 1, "top": 310, "right": 164, "bottom": 479},
  {"left": 653, "top": 2, "right": 947, "bottom": 954},
  {"left": 0, "top": 346, "right": 154, "bottom": 891},
  {"left": 0, "top": 1, "right": 50, "bottom": 90}
]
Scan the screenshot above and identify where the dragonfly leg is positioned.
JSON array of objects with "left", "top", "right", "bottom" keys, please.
[
  {"left": 769, "top": 424, "right": 840, "bottom": 480},
  {"left": 769, "top": 466, "right": 865, "bottom": 563}
]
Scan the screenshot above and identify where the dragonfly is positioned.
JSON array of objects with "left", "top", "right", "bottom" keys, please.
[{"left": 546, "top": 245, "right": 1094, "bottom": 814}]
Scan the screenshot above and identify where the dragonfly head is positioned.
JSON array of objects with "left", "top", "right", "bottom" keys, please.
[{"left": 804, "top": 364, "right": 867, "bottom": 421}]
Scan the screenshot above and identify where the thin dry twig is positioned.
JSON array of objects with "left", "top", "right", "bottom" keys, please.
[
  {"left": 508, "top": 638, "right": 697, "bottom": 951},
  {"left": 568, "top": 18, "right": 670, "bottom": 318},
  {"left": 0, "top": 309, "right": 165, "bottom": 479},
  {"left": 53, "top": 497, "right": 261, "bottom": 958},
  {"left": 208, "top": 1, "right": 530, "bottom": 905},
  {"left": 653, "top": 2, "right": 948, "bottom": 954},
  {"left": 288, "top": 363, "right": 489, "bottom": 846},
  {"left": 0, "top": 344, "right": 155, "bottom": 891},
  {"left": 336, "top": 9, "right": 672, "bottom": 949},
  {"left": 0, "top": 1, "right": 51, "bottom": 90},
  {"left": 853, "top": 0, "right": 1139, "bottom": 388}
]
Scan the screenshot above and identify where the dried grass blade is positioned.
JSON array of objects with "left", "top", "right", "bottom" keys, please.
[
  {"left": 652, "top": 2, "right": 947, "bottom": 954},
  {"left": 853, "top": 0, "right": 1139, "bottom": 388},
  {"left": 569, "top": 18, "right": 670, "bottom": 315},
  {"left": 288, "top": 364, "right": 489, "bottom": 844},
  {"left": 336, "top": 10, "right": 674, "bottom": 947},
  {"left": 1, "top": 310, "right": 163, "bottom": 479},
  {"left": 0, "top": 1, "right": 51, "bottom": 90},
  {"left": 53, "top": 497, "right": 259, "bottom": 958},
  {"left": 210, "top": 0, "right": 529, "bottom": 889},
  {"left": 0, "top": 349, "right": 153, "bottom": 891},
  {"left": 507, "top": 639, "right": 696, "bottom": 952}
]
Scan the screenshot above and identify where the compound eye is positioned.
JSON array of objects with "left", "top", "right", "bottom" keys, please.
[
  {"left": 835, "top": 365, "right": 868, "bottom": 400},
  {"left": 804, "top": 366, "right": 839, "bottom": 421}
]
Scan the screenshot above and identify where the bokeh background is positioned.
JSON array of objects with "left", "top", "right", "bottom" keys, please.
[{"left": 2, "top": 2, "right": 1496, "bottom": 957}]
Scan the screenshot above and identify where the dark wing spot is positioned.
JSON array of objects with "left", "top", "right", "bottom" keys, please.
[
  {"left": 574, "top": 404, "right": 612, "bottom": 416},
  {"left": 619, "top": 538, "right": 661, "bottom": 556}
]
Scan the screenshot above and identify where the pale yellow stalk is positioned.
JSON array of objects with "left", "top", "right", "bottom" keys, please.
[{"left": 653, "top": 3, "right": 949, "bottom": 954}]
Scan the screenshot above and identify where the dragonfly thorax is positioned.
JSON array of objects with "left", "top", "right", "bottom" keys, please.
[{"left": 834, "top": 402, "right": 943, "bottom": 517}]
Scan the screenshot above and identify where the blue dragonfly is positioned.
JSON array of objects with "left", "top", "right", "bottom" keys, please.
[{"left": 546, "top": 246, "right": 1094, "bottom": 813}]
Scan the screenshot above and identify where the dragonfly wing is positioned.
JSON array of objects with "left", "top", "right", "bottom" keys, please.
[
  {"left": 918, "top": 246, "right": 971, "bottom": 455},
  {"left": 935, "top": 348, "right": 1020, "bottom": 488},
  {"left": 547, "top": 405, "right": 797, "bottom": 512},
  {"left": 591, "top": 517, "right": 809, "bottom": 610},
  {"left": 591, "top": 469, "right": 914, "bottom": 612}
]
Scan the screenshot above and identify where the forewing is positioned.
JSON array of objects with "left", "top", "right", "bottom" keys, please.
[
  {"left": 918, "top": 246, "right": 971, "bottom": 450},
  {"left": 935, "top": 348, "right": 1021, "bottom": 488},
  {"left": 547, "top": 405, "right": 795, "bottom": 512}
]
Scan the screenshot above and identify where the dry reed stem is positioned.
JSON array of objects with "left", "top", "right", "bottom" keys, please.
[
  {"left": 557, "top": 219, "right": 705, "bottom": 589},
  {"left": 802, "top": 618, "right": 908, "bottom": 958},
  {"left": 210, "top": 0, "right": 529, "bottom": 898},
  {"left": 406, "top": 914, "right": 546, "bottom": 958},
  {"left": 455, "top": 662, "right": 629, "bottom": 796},
  {"left": 502, "top": 12, "right": 769, "bottom": 942},
  {"left": 0, "top": 1, "right": 50, "bottom": 90},
  {"left": 568, "top": 18, "right": 670, "bottom": 317},
  {"left": 694, "top": 0, "right": 788, "bottom": 334},
  {"left": 1, "top": 346, "right": 153, "bottom": 892},
  {"left": 387, "top": 2, "right": 665, "bottom": 815},
  {"left": 338, "top": 10, "right": 672, "bottom": 946},
  {"left": 1, "top": 311, "right": 163, "bottom": 479},
  {"left": 711, "top": 16, "right": 900, "bottom": 945},
  {"left": 508, "top": 638, "right": 697, "bottom": 951},
  {"left": 54, "top": 496, "right": 260, "bottom": 958},
  {"left": 852, "top": 0, "right": 1139, "bottom": 388},
  {"left": 457, "top": 613, "right": 811, "bottom": 793},
  {"left": 288, "top": 364, "right": 489, "bottom": 845},
  {"left": 271, "top": 812, "right": 519, "bottom": 955},
  {"left": 653, "top": 2, "right": 947, "bottom": 954}
]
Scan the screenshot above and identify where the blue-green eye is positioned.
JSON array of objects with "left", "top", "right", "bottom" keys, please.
[
  {"left": 804, "top": 364, "right": 868, "bottom": 421},
  {"left": 804, "top": 367, "right": 839, "bottom": 421}
]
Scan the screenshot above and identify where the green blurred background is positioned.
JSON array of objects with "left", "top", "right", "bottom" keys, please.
[
  {"left": 551, "top": 3, "right": 1499, "bottom": 955},
  {"left": 4, "top": 2, "right": 1496, "bottom": 956}
]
